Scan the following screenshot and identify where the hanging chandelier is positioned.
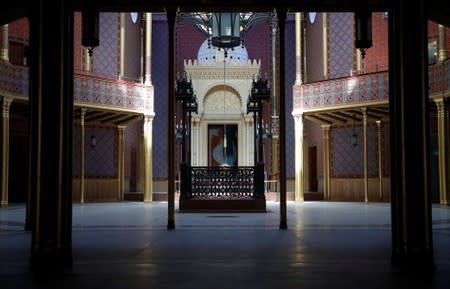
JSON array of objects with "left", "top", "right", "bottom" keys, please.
[{"left": 178, "top": 12, "right": 273, "bottom": 50}]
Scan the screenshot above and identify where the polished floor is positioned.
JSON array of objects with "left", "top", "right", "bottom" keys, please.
[{"left": 1, "top": 201, "right": 449, "bottom": 289}]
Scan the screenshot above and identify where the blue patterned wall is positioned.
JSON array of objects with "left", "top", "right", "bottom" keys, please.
[
  {"left": 331, "top": 125, "right": 377, "bottom": 177},
  {"left": 72, "top": 126, "right": 117, "bottom": 177},
  {"left": 93, "top": 13, "right": 119, "bottom": 78},
  {"left": 152, "top": 17, "right": 168, "bottom": 179},
  {"left": 328, "top": 13, "right": 354, "bottom": 78},
  {"left": 285, "top": 17, "right": 295, "bottom": 179}
]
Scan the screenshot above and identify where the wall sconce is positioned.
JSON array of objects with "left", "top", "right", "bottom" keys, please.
[
  {"left": 351, "top": 114, "right": 358, "bottom": 146},
  {"left": 355, "top": 10, "right": 372, "bottom": 59},
  {"left": 90, "top": 135, "right": 97, "bottom": 148},
  {"left": 82, "top": 10, "right": 100, "bottom": 57}
]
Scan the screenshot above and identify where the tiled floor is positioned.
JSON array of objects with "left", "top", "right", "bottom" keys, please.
[{"left": 1, "top": 201, "right": 449, "bottom": 289}]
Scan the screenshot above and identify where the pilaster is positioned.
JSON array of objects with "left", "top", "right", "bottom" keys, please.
[
  {"left": 143, "top": 115, "right": 153, "bottom": 202},
  {"left": 1, "top": 97, "right": 12, "bottom": 207},
  {"left": 322, "top": 124, "right": 331, "bottom": 200},
  {"left": 435, "top": 98, "right": 449, "bottom": 205}
]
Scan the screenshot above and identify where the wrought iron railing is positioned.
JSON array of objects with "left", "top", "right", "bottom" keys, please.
[{"left": 179, "top": 164, "right": 265, "bottom": 199}]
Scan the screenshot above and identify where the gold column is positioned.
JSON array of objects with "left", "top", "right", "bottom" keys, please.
[
  {"left": 376, "top": 120, "right": 383, "bottom": 201},
  {"left": 117, "top": 125, "right": 126, "bottom": 200},
  {"left": 293, "top": 114, "right": 304, "bottom": 201},
  {"left": 119, "top": 13, "right": 125, "bottom": 79},
  {"left": 438, "top": 24, "right": 447, "bottom": 63},
  {"left": 143, "top": 115, "right": 153, "bottom": 202},
  {"left": 277, "top": 8, "right": 288, "bottom": 229},
  {"left": 1, "top": 97, "right": 12, "bottom": 207},
  {"left": 303, "top": 131, "right": 309, "bottom": 192},
  {"left": 80, "top": 109, "right": 86, "bottom": 203},
  {"left": 167, "top": 7, "right": 176, "bottom": 230},
  {"left": 435, "top": 98, "right": 449, "bottom": 205},
  {"left": 362, "top": 108, "right": 368, "bottom": 203},
  {"left": 322, "top": 125, "right": 331, "bottom": 200},
  {"left": 145, "top": 13, "right": 152, "bottom": 85},
  {"left": 1, "top": 24, "right": 9, "bottom": 62}
]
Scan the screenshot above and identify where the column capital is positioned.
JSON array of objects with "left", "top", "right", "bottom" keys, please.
[{"left": 1, "top": 97, "right": 13, "bottom": 117}]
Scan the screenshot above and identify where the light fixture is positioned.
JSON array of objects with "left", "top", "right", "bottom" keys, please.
[
  {"left": 178, "top": 12, "right": 273, "bottom": 53},
  {"left": 355, "top": 10, "right": 372, "bottom": 59},
  {"left": 82, "top": 10, "right": 100, "bottom": 57},
  {"left": 210, "top": 12, "right": 241, "bottom": 49},
  {"left": 90, "top": 135, "right": 97, "bottom": 148},
  {"left": 351, "top": 114, "right": 358, "bottom": 147}
]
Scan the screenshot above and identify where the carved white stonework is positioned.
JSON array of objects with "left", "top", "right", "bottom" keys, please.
[{"left": 185, "top": 40, "right": 261, "bottom": 166}]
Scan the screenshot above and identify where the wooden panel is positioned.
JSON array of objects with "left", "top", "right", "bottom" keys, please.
[
  {"left": 330, "top": 177, "right": 391, "bottom": 202},
  {"left": 72, "top": 178, "right": 118, "bottom": 202}
]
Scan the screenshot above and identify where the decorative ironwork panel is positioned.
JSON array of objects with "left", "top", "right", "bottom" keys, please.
[{"left": 185, "top": 166, "right": 256, "bottom": 199}]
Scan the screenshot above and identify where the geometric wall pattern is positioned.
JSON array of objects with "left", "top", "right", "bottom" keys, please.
[
  {"left": 93, "top": 13, "right": 119, "bottom": 78},
  {"left": 152, "top": 18, "right": 169, "bottom": 179},
  {"left": 328, "top": 13, "right": 354, "bottom": 78},
  {"left": 364, "top": 13, "right": 388, "bottom": 74},
  {"left": 331, "top": 124, "right": 377, "bottom": 178},
  {"left": 72, "top": 126, "right": 117, "bottom": 177}
]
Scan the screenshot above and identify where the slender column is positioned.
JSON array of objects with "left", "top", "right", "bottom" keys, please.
[
  {"left": 293, "top": 114, "right": 304, "bottom": 201},
  {"left": 438, "top": 24, "right": 447, "bottom": 63},
  {"left": 435, "top": 98, "right": 449, "bottom": 205},
  {"left": 145, "top": 13, "right": 153, "bottom": 85},
  {"left": 376, "top": 120, "right": 383, "bottom": 201},
  {"left": 84, "top": 48, "right": 92, "bottom": 72},
  {"left": 356, "top": 47, "right": 362, "bottom": 73},
  {"left": 143, "top": 115, "right": 154, "bottom": 202},
  {"left": 1, "top": 97, "right": 12, "bottom": 207},
  {"left": 322, "top": 125, "right": 331, "bottom": 200},
  {"left": 79, "top": 109, "right": 86, "bottom": 203},
  {"left": 277, "top": 8, "right": 287, "bottom": 229},
  {"left": 1, "top": 25, "right": 9, "bottom": 62},
  {"left": 117, "top": 126, "right": 126, "bottom": 200},
  {"left": 167, "top": 7, "right": 176, "bottom": 230},
  {"left": 295, "top": 13, "right": 302, "bottom": 85},
  {"left": 322, "top": 13, "right": 328, "bottom": 79},
  {"left": 389, "top": 0, "right": 433, "bottom": 266},
  {"left": 362, "top": 108, "right": 368, "bottom": 203},
  {"left": 29, "top": 0, "right": 73, "bottom": 268},
  {"left": 271, "top": 18, "right": 279, "bottom": 179},
  {"left": 119, "top": 13, "right": 126, "bottom": 79}
]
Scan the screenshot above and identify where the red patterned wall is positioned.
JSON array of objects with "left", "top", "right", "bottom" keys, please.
[
  {"left": 364, "top": 12, "right": 389, "bottom": 73},
  {"left": 74, "top": 12, "right": 83, "bottom": 72},
  {"left": 428, "top": 21, "right": 439, "bottom": 39},
  {"left": 243, "top": 21, "right": 271, "bottom": 78},
  {"left": 176, "top": 22, "right": 206, "bottom": 77},
  {"left": 8, "top": 18, "right": 29, "bottom": 41}
]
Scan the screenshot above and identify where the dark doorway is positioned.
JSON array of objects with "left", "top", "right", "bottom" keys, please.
[{"left": 308, "top": 146, "right": 318, "bottom": 192}]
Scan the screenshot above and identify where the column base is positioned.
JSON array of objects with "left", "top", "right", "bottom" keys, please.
[
  {"left": 391, "top": 252, "right": 435, "bottom": 272},
  {"left": 30, "top": 248, "right": 72, "bottom": 271}
]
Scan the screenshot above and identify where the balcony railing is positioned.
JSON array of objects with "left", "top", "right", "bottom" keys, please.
[
  {"left": 294, "top": 70, "right": 389, "bottom": 111},
  {"left": 295, "top": 60, "right": 450, "bottom": 111},
  {"left": 0, "top": 61, "right": 153, "bottom": 113}
]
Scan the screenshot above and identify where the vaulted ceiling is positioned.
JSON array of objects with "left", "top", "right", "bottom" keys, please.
[{"left": 1, "top": 0, "right": 450, "bottom": 27}]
